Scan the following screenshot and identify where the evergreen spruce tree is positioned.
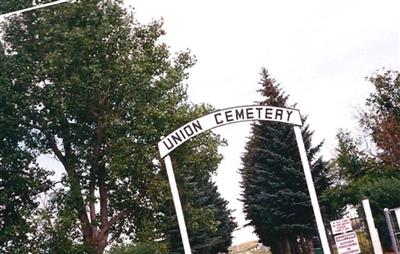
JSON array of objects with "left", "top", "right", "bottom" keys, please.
[
  {"left": 208, "top": 184, "right": 237, "bottom": 254},
  {"left": 185, "top": 175, "right": 236, "bottom": 254},
  {"left": 167, "top": 174, "right": 236, "bottom": 254},
  {"left": 240, "top": 69, "right": 329, "bottom": 254},
  {"left": 161, "top": 106, "right": 237, "bottom": 253}
]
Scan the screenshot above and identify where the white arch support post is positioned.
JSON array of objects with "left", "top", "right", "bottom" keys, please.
[
  {"left": 158, "top": 105, "right": 331, "bottom": 254},
  {"left": 0, "top": 0, "right": 73, "bottom": 19},
  {"left": 164, "top": 155, "right": 192, "bottom": 254},
  {"left": 294, "top": 126, "right": 331, "bottom": 254}
]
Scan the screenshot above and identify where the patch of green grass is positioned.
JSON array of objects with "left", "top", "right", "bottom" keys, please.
[{"left": 235, "top": 250, "right": 271, "bottom": 254}]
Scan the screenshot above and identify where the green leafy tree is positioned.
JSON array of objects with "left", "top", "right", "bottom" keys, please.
[
  {"left": 0, "top": 1, "right": 32, "bottom": 15},
  {"left": 327, "top": 130, "right": 388, "bottom": 184},
  {"left": 323, "top": 70, "right": 400, "bottom": 249},
  {"left": 323, "top": 130, "right": 400, "bottom": 249},
  {"left": 0, "top": 42, "right": 52, "bottom": 253},
  {"left": 240, "top": 69, "right": 329, "bottom": 254},
  {"left": 0, "top": 0, "right": 231, "bottom": 252},
  {"left": 361, "top": 70, "right": 400, "bottom": 168},
  {"left": 1, "top": 1, "right": 236, "bottom": 253}
]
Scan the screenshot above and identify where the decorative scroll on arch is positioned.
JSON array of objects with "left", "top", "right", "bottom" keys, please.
[{"left": 158, "top": 105, "right": 302, "bottom": 158}]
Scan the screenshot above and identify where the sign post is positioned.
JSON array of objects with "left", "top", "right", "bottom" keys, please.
[{"left": 158, "top": 105, "right": 330, "bottom": 254}]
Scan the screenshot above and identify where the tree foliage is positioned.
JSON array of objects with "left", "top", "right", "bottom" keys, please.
[
  {"left": 324, "top": 71, "right": 400, "bottom": 244},
  {"left": 108, "top": 242, "right": 167, "bottom": 254},
  {"left": 323, "top": 130, "right": 400, "bottom": 249},
  {"left": 0, "top": 41, "right": 52, "bottom": 253},
  {"left": 157, "top": 105, "right": 236, "bottom": 253},
  {"left": 323, "top": 69, "right": 400, "bottom": 249},
  {"left": 166, "top": 168, "right": 236, "bottom": 254},
  {"left": 361, "top": 70, "right": 400, "bottom": 168},
  {"left": 240, "top": 69, "right": 329, "bottom": 254},
  {"left": 1, "top": 1, "right": 234, "bottom": 253}
]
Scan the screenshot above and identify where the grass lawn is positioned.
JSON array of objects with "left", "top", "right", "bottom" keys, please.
[{"left": 233, "top": 250, "right": 271, "bottom": 254}]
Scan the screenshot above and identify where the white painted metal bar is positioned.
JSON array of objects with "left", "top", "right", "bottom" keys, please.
[
  {"left": 294, "top": 126, "right": 331, "bottom": 254},
  {"left": 0, "top": 0, "right": 71, "bottom": 19},
  {"left": 164, "top": 155, "right": 192, "bottom": 254},
  {"left": 362, "top": 199, "right": 383, "bottom": 254},
  {"left": 384, "top": 208, "right": 400, "bottom": 254},
  {"left": 394, "top": 208, "right": 400, "bottom": 228}
]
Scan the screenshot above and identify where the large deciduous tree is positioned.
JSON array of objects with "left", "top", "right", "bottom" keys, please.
[
  {"left": 323, "top": 69, "right": 400, "bottom": 250},
  {"left": 240, "top": 69, "right": 329, "bottom": 254},
  {"left": 361, "top": 70, "right": 400, "bottom": 168},
  {"left": 323, "top": 130, "right": 400, "bottom": 249},
  {"left": 0, "top": 39, "right": 52, "bottom": 254},
  {"left": 1, "top": 0, "right": 233, "bottom": 253}
]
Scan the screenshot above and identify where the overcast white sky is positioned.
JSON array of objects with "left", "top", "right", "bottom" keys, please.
[{"left": 126, "top": 0, "right": 400, "bottom": 245}]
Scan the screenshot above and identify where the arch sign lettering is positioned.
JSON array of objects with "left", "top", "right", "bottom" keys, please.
[{"left": 158, "top": 105, "right": 331, "bottom": 254}]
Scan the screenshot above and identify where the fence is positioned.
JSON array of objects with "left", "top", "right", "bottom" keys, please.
[{"left": 319, "top": 206, "right": 375, "bottom": 254}]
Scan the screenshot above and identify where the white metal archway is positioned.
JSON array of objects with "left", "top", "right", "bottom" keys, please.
[{"left": 158, "top": 105, "right": 331, "bottom": 254}]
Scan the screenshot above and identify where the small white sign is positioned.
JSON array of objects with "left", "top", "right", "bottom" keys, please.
[
  {"left": 334, "top": 231, "right": 361, "bottom": 254},
  {"left": 330, "top": 218, "right": 352, "bottom": 235}
]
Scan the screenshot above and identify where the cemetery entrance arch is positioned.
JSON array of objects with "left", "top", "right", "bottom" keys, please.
[{"left": 158, "top": 105, "right": 331, "bottom": 254}]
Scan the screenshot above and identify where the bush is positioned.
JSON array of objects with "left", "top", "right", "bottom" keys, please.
[{"left": 108, "top": 242, "right": 166, "bottom": 254}]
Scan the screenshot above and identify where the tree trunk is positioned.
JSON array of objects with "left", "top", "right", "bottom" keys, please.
[
  {"left": 269, "top": 237, "right": 293, "bottom": 254},
  {"left": 270, "top": 240, "right": 280, "bottom": 254},
  {"left": 289, "top": 236, "right": 300, "bottom": 254},
  {"left": 271, "top": 237, "right": 293, "bottom": 254},
  {"left": 93, "top": 236, "right": 108, "bottom": 254},
  {"left": 305, "top": 237, "right": 314, "bottom": 254}
]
